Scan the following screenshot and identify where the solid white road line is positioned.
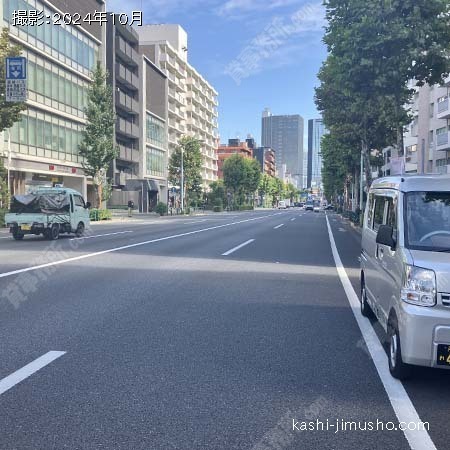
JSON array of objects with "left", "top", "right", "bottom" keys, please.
[
  {"left": 69, "top": 231, "right": 133, "bottom": 241},
  {"left": 290, "top": 218, "right": 296, "bottom": 222},
  {"left": 273, "top": 224, "right": 284, "bottom": 230},
  {"left": 0, "top": 351, "right": 66, "bottom": 396},
  {"left": 325, "top": 216, "right": 436, "bottom": 450},
  {"left": 0, "top": 213, "right": 280, "bottom": 280},
  {"left": 183, "top": 220, "right": 207, "bottom": 224},
  {"left": 222, "top": 239, "right": 255, "bottom": 256}
]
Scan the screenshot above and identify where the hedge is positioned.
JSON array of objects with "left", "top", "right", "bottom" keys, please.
[{"left": 90, "top": 209, "right": 112, "bottom": 221}]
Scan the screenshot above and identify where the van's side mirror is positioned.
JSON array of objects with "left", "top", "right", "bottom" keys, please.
[
  {"left": 376, "top": 225, "right": 396, "bottom": 249},
  {"left": 85, "top": 202, "right": 91, "bottom": 209}
]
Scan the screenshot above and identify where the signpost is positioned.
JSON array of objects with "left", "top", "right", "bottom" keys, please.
[{"left": 5, "top": 57, "right": 27, "bottom": 102}]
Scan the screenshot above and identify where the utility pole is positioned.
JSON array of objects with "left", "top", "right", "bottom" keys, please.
[
  {"left": 180, "top": 145, "right": 184, "bottom": 214},
  {"left": 359, "top": 149, "right": 363, "bottom": 211}
]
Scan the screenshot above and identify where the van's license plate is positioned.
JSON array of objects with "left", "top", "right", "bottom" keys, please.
[
  {"left": 437, "top": 345, "right": 450, "bottom": 366},
  {"left": 21, "top": 224, "right": 31, "bottom": 231}
]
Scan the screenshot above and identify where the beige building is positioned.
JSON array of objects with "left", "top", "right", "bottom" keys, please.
[
  {"left": 137, "top": 24, "right": 219, "bottom": 188},
  {"left": 383, "top": 78, "right": 450, "bottom": 176}
]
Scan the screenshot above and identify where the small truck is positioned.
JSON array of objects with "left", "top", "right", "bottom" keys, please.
[{"left": 5, "top": 187, "right": 90, "bottom": 240}]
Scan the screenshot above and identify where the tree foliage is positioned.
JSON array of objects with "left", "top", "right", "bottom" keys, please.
[
  {"left": 223, "top": 154, "right": 262, "bottom": 207},
  {"left": 78, "top": 63, "right": 117, "bottom": 208},
  {"left": 316, "top": 0, "right": 450, "bottom": 201},
  {"left": 168, "top": 136, "right": 203, "bottom": 208},
  {"left": 0, "top": 28, "right": 27, "bottom": 132}
]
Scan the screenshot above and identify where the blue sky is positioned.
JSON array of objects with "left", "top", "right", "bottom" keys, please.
[{"left": 107, "top": 0, "right": 327, "bottom": 144}]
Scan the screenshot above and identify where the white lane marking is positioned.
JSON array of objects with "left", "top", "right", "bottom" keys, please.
[
  {"left": 325, "top": 216, "right": 436, "bottom": 450},
  {"left": 290, "top": 218, "right": 296, "bottom": 222},
  {"left": 0, "top": 351, "right": 66, "bottom": 396},
  {"left": 274, "top": 224, "right": 284, "bottom": 230},
  {"left": 0, "top": 236, "right": 11, "bottom": 239},
  {"left": 0, "top": 213, "right": 280, "bottom": 279},
  {"left": 69, "top": 231, "right": 133, "bottom": 241},
  {"left": 222, "top": 239, "right": 255, "bottom": 256},
  {"left": 183, "top": 219, "right": 207, "bottom": 224}
]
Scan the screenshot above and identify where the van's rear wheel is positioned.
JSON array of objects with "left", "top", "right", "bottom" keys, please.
[
  {"left": 388, "top": 320, "right": 412, "bottom": 380},
  {"left": 75, "top": 222, "right": 85, "bottom": 237}
]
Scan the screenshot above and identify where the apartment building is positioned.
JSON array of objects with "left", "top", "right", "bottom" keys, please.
[
  {"left": 261, "top": 108, "right": 304, "bottom": 189},
  {"left": 106, "top": 15, "right": 141, "bottom": 190},
  {"left": 217, "top": 139, "right": 253, "bottom": 179},
  {"left": 383, "top": 78, "right": 450, "bottom": 176},
  {"left": 253, "top": 147, "right": 276, "bottom": 177},
  {"left": 137, "top": 24, "right": 219, "bottom": 188},
  {"left": 1, "top": 0, "right": 104, "bottom": 201}
]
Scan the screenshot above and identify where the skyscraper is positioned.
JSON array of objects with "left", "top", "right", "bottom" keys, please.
[
  {"left": 307, "top": 118, "right": 326, "bottom": 190},
  {"left": 261, "top": 108, "right": 304, "bottom": 188}
]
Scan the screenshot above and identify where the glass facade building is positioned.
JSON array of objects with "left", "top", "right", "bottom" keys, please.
[
  {"left": 146, "top": 113, "right": 166, "bottom": 178},
  {"left": 2, "top": 0, "right": 103, "bottom": 198},
  {"left": 307, "top": 118, "right": 327, "bottom": 191}
]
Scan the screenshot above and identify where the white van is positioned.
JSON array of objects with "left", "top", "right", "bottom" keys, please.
[{"left": 360, "top": 175, "right": 450, "bottom": 379}]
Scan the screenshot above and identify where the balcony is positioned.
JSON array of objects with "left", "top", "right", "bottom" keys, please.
[
  {"left": 116, "top": 91, "right": 139, "bottom": 114},
  {"left": 169, "top": 88, "right": 185, "bottom": 106},
  {"left": 116, "top": 117, "right": 139, "bottom": 139},
  {"left": 116, "top": 64, "right": 139, "bottom": 91},
  {"left": 437, "top": 97, "right": 450, "bottom": 120},
  {"left": 116, "top": 35, "right": 139, "bottom": 67},
  {"left": 118, "top": 144, "right": 139, "bottom": 163},
  {"left": 436, "top": 131, "right": 450, "bottom": 151},
  {"left": 168, "top": 104, "right": 185, "bottom": 120}
]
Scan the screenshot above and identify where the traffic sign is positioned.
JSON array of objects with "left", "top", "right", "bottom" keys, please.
[{"left": 5, "top": 57, "right": 27, "bottom": 102}]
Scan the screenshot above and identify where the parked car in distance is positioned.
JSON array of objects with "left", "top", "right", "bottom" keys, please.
[
  {"left": 325, "top": 205, "right": 334, "bottom": 211},
  {"left": 278, "top": 201, "right": 287, "bottom": 209},
  {"left": 313, "top": 205, "right": 321, "bottom": 213},
  {"left": 360, "top": 175, "right": 450, "bottom": 379}
]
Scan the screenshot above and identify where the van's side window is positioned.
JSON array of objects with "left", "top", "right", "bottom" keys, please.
[
  {"left": 373, "top": 196, "right": 385, "bottom": 232},
  {"left": 73, "top": 195, "right": 85, "bottom": 208},
  {"left": 385, "top": 198, "right": 398, "bottom": 241}
]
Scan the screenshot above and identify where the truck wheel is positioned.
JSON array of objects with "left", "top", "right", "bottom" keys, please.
[
  {"left": 47, "top": 224, "right": 60, "bottom": 240},
  {"left": 360, "top": 281, "right": 372, "bottom": 318},
  {"left": 388, "top": 318, "right": 412, "bottom": 380},
  {"left": 75, "top": 222, "right": 85, "bottom": 237},
  {"left": 12, "top": 231, "right": 24, "bottom": 240}
]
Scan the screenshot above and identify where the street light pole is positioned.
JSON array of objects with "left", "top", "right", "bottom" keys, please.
[
  {"left": 180, "top": 145, "right": 184, "bottom": 214},
  {"left": 359, "top": 149, "right": 363, "bottom": 212}
]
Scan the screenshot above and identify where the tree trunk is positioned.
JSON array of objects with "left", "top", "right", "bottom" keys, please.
[
  {"left": 362, "top": 140, "right": 372, "bottom": 190},
  {"left": 97, "top": 183, "right": 103, "bottom": 209}
]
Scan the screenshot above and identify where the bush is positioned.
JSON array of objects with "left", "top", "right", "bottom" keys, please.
[
  {"left": 213, "top": 205, "right": 223, "bottom": 212},
  {"left": 155, "top": 202, "right": 167, "bottom": 216},
  {"left": 239, "top": 204, "right": 254, "bottom": 211},
  {"left": 90, "top": 208, "right": 112, "bottom": 221}
]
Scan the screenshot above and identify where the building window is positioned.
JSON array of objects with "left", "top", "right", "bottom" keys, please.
[
  {"left": 146, "top": 147, "right": 165, "bottom": 177},
  {"left": 430, "top": 103, "right": 434, "bottom": 118},
  {"left": 146, "top": 114, "right": 166, "bottom": 148}
]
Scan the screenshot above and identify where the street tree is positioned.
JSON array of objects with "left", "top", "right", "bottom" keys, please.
[
  {"left": 0, "top": 28, "right": 27, "bottom": 133},
  {"left": 223, "top": 153, "right": 248, "bottom": 206},
  {"left": 78, "top": 63, "right": 117, "bottom": 209},
  {"left": 244, "top": 157, "right": 262, "bottom": 206},
  {"left": 168, "top": 136, "right": 203, "bottom": 209}
]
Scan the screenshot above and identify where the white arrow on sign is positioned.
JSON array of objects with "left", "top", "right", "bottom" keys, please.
[{"left": 11, "top": 70, "right": 20, "bottom": 78}]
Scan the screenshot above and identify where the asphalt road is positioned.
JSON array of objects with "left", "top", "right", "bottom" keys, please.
[{"left": 0, "top": 209, "right": 448, "bottom": 449}]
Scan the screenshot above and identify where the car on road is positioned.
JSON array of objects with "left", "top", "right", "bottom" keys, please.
[
  {"left": 305, "top": 201, "right": 314, "bottom": 211},
  {"left": 278, "top": 201, "right": 287, "bottom": 209},
  {"left": 313, "top": 205, "right": 321, "bottom": 213},
  {"left": 5, "top": 187, "right": 91, "bottom": 240},
  {"left": 360, "top": 175, "right": 450, "bottom": 379}
]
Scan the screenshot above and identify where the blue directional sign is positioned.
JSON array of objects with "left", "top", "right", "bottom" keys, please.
[
  {"left": 6, "top": 57, "right": 27, "bottom": 80},
  {"left": 5, "top": 57, "right": 27, "bottom": 102}
]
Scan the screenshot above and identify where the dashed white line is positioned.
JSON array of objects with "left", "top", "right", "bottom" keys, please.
[
  {"left": 325, "top": 215, "right": 436, "bottom": 450},
  {"left": 222, "top": 239, "right": 255, "bottom": 256},
  {"left": 0, "top": 213, "right": 280, "bottom": 279},
  {"left": 274, "top": 224, "right": 285, "bottom": 230},
  {"left": 0, "top": 351, "right": 66, "bottom": 396},
  {"left": 290, "top": 218, "right": 296, "bottom": 222},
  {"left": 70, "top": 231, "right": 133, "bottom": 241}
]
